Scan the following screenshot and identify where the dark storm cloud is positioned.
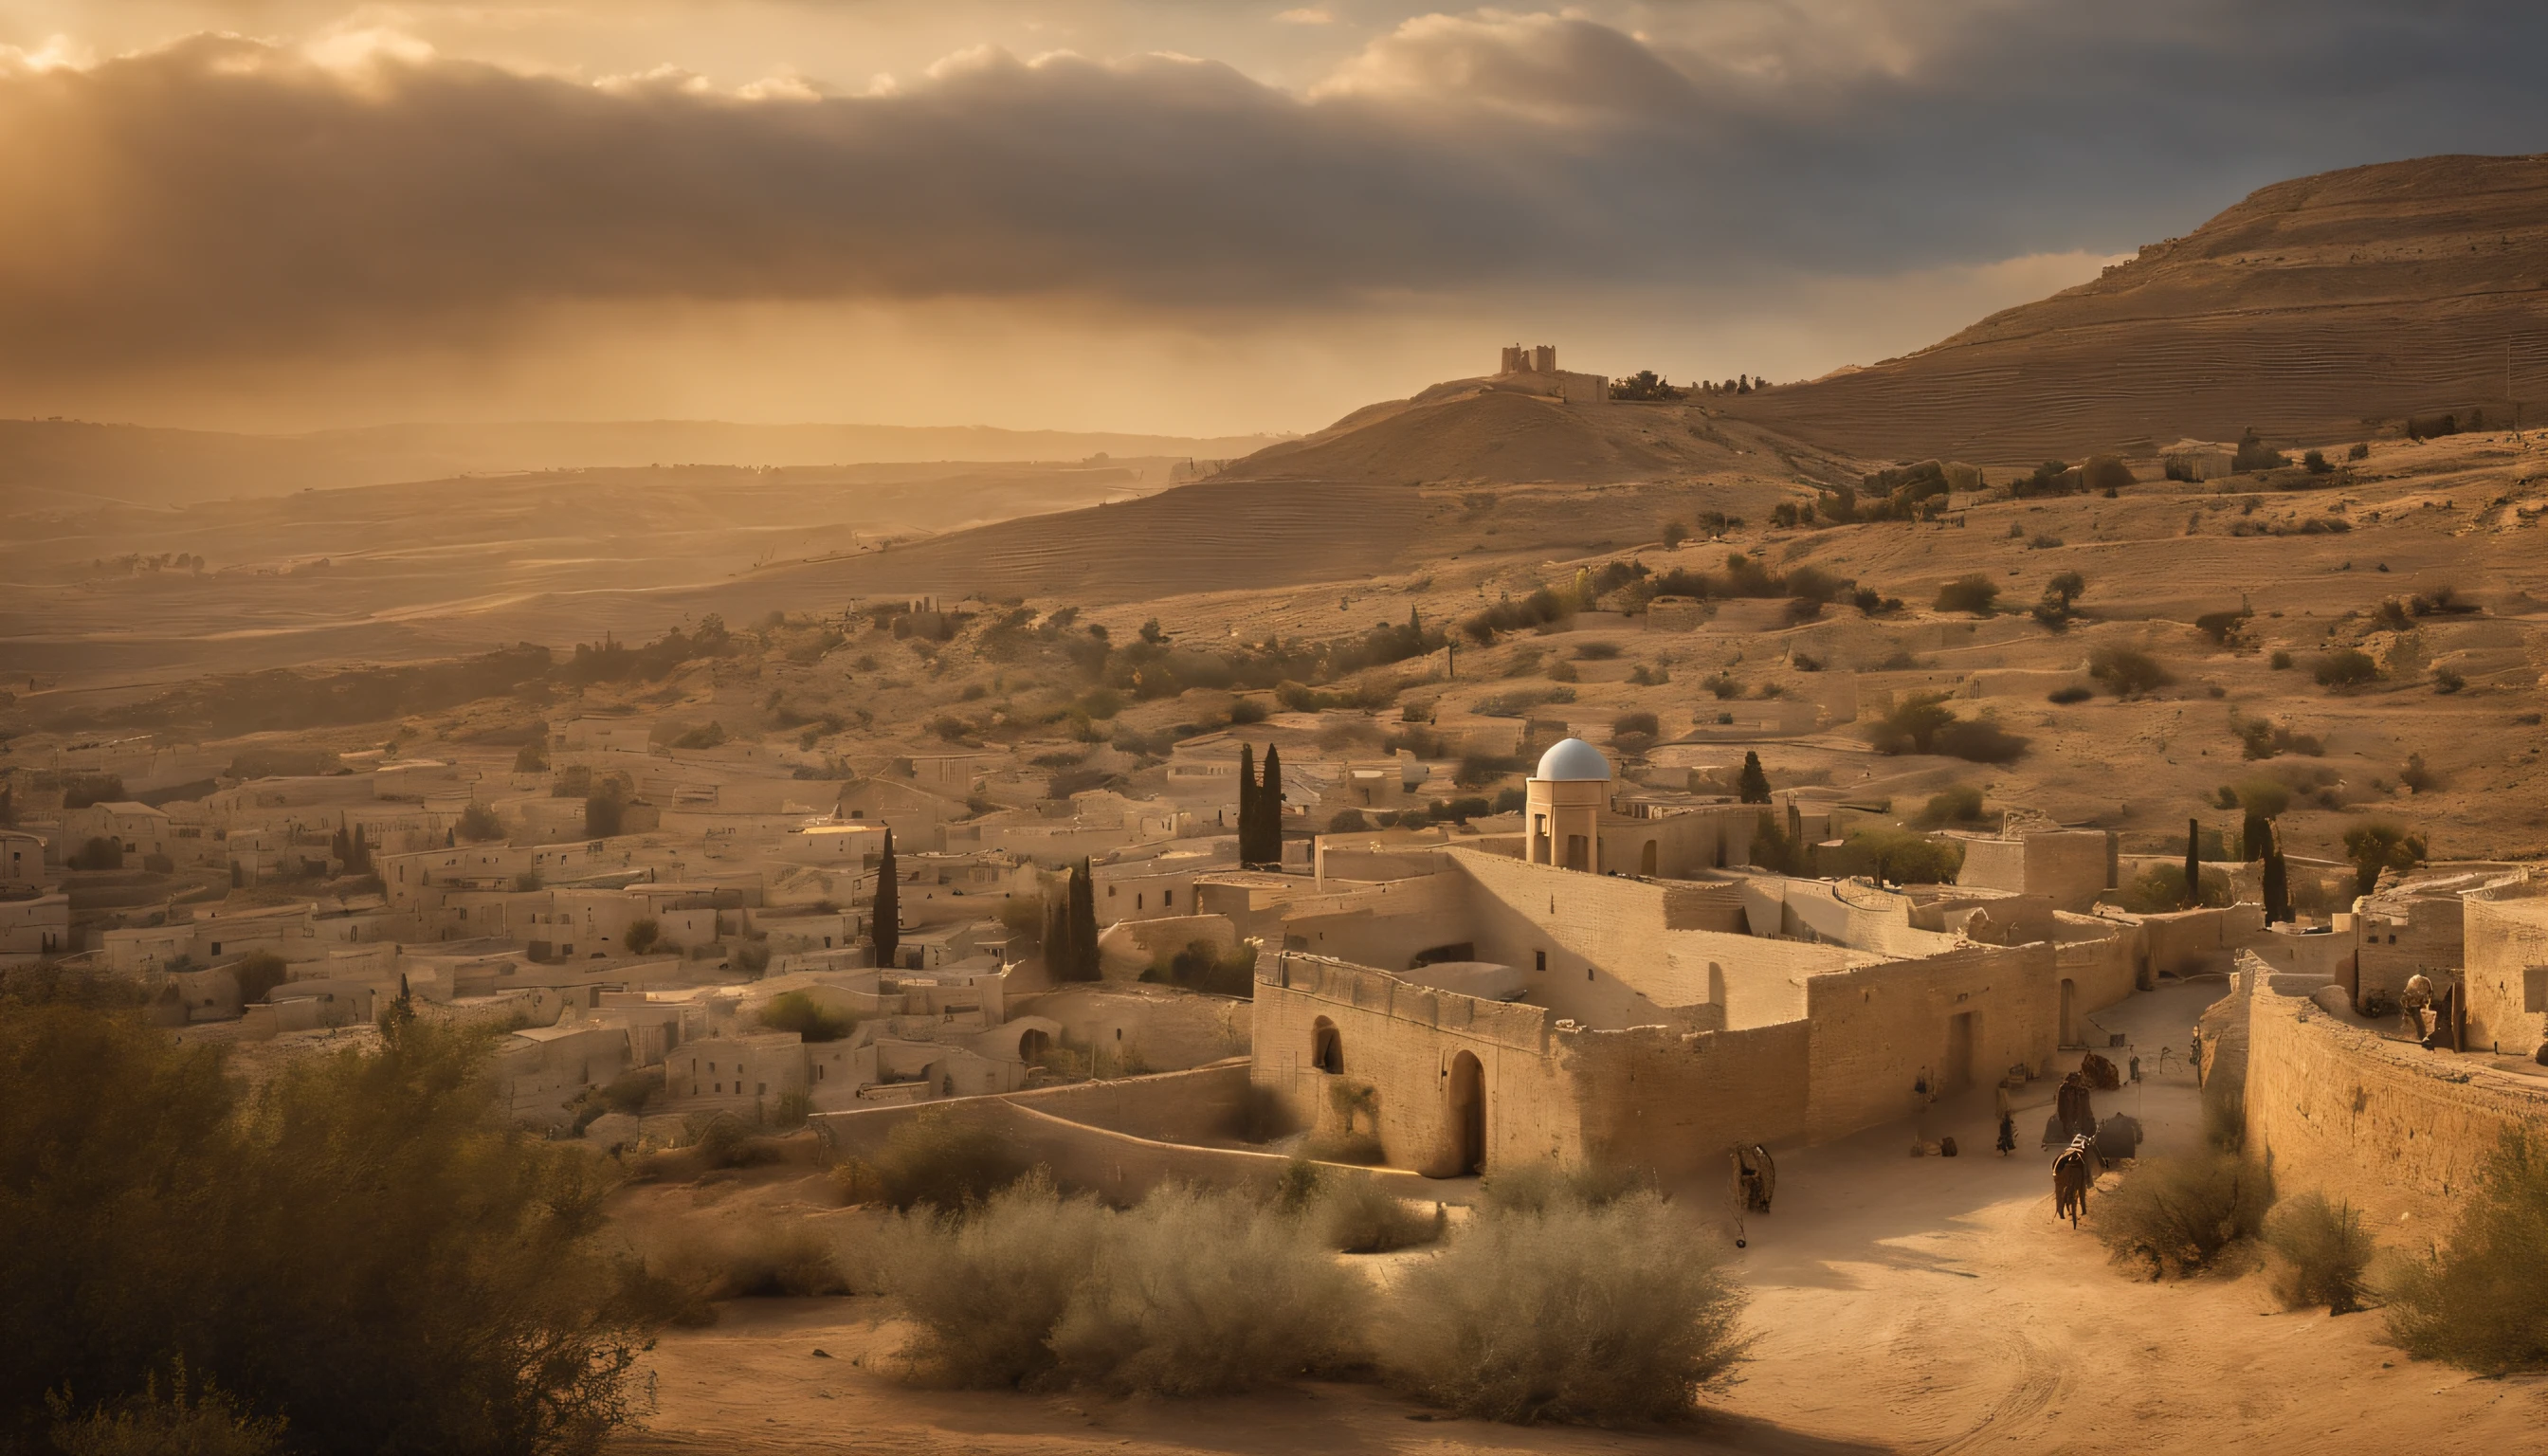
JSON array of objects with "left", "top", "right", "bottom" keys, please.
[{"left": 2, "top": 2, "right": 2544, "bottom": 373}]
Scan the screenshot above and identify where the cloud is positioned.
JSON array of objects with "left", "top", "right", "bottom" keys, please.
[
  {"left": 0, "top": 4, "right": 2544, "bottom": 401},
  {"left": 1274, "top": 7, "right": 1335, "bottom": 24}
]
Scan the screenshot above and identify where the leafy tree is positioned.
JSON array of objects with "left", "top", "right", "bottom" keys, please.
[
  {"left": 1737, "top": 752, "right": 1772, "bottom": 805},
  {"left": 873, "top": 829, "right": 901, "bottom": 970},
  {"left": 2342, "top": 820, "right": 2426, "bottom": 898},
  {"left": 2032, "top": 572, "right": 2087, "bottom": 628},
  {"left": 513, "top": 740, "right": 550, "bottom": 773},
  {"left": 0, "top": 997, "right": 663, "bottom": 1455},
  {"left": 622, "top": 918, "right": 660, "bottom": 956}
]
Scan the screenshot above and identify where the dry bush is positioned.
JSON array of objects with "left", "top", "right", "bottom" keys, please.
[
  {"left": 46, "top": 1366, "right": 285, "bottom": 1456},
  {"left": 1480, "top": 1159, "right": 1654, "bottom": 1213},
  {"left": 2089, "top": 1153, "right": 2268, "bottom": 1278},
  {"left": 2382, "top": 1130, "right": 2548, "bottom": 1372},
  {"left": 1298, "top": 1130, "right": 1385, "bottom": 1165},
  {"left": 1381, "top": 1192, "right": 1747, "bottom": 1426},
  {"left": 2266, "top": 1193, "right": 2374, "bottom": 1313},
  {"left": 842, "top": 1109, "right": 1028, "bottom": 1210},
  {"left": 884, "top": 1174, "right": 1108, "bottom": 1389},
  {"left": 1049, "top": 1184, "right": 1374, "bottom": 1394},
  {"left": 1313, "top": 1174, "right": 1446, "bottom": 1253},
  {"left": 640, "top": 1217, "right": 861, "bottom": 1309},
  {"left": 885, "top": 1177, "right": 1370, "bottom": 1394}
]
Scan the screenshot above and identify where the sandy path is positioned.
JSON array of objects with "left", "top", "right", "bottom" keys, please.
[{"left": 616, "top": 981, "right": 2548, "bottom": 1456}]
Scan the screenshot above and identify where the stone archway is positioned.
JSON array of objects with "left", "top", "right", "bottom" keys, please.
[
  {"left": 1311, "top": 1016, "right": 1344, "bottom": 1075},
  {"left": 1640, "top": 839, "right": 1659, "bottom": 876},
  {"left": 1447, "top": 1051, "right": 1486, "bottom": 1175}
]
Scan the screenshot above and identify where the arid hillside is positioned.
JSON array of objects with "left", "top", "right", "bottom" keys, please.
[
  {"left": 1719, "top": 154, "right": 2548, "bottom": 462},
  {"left": 1216, "top": 385, "right": 1774, "bottom": 486}
]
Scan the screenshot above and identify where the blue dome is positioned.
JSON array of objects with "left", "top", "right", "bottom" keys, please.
[{"left": 1533, "top": 737, "right": 1611, "bottom": 782}]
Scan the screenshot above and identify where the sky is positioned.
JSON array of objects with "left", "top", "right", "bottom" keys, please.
[{"left": 2, "top": 2, "right": 2545, "bottom": 437}]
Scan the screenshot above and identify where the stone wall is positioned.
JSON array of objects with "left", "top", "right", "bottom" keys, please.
[
  {"left": 2244, "top": 969, "right": 2548, "bottom": 1231},
  {"left": 1252, "top": 953, "right": 1574, "bottom": 1177},
  {"left": 1802, "top": 941, "right": 2058, "bottom": 1139},
  {"left": 2463, "top": 897, "right": 2548, "bottom": 1060},
  {"left": 1563, "top": 1019, "right": 1811, "bottom": 1180}
]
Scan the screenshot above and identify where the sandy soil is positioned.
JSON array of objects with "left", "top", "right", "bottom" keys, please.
[{"left": 611, "top": 980, "right": 2548, "bottom": 1456}]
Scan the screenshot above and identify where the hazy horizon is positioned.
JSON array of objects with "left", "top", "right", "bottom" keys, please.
[{"left": 2, "top": 1, "right": 2543, "bottom": 436}]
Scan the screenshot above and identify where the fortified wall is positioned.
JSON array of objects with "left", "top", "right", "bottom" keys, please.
[{"left": 2242, "top": 966, "right": 2548, "bottom": 1231}]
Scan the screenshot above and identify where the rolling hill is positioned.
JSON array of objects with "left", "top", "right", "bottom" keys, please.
[{"left": 1715, "top": 153, "right": 2548, "bottom": 463}]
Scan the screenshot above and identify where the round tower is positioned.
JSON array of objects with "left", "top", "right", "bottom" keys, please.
[{"left": 1525, "top": 737, "right": 1611, "bottom": 872}]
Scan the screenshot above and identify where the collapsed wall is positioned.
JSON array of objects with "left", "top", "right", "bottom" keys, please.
[{"left": 2242, "top": 966, "right": 2548, "bottom": 1232}]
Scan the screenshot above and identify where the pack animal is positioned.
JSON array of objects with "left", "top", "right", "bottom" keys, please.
[{"left": 2053, "top": 1138, "right": 2096, "bottom": 1228}]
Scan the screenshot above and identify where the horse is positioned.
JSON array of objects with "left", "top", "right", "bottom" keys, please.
[{"left": 2053, "top": 1139, "right": 2096, "bottom": 1228}]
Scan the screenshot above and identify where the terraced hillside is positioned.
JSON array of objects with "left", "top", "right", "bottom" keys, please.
[{"left": 1720, "top": 154, "right": 2548, "bottom": 463}]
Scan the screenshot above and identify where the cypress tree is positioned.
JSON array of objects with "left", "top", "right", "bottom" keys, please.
[
  {"left": 2183, "top": 817, "right": 2203, "bottom": 910},
  {"left": 1042, "top": 881, "right": 1072, "bottom": 980},
  {"left": 1066, "top": 858, "right": 1101, "bottom": 981},
  {"left": 2242, "top": 811, "right": 2268, "bottom": 863},
  {"left": 1738, "top": 751, "right": 1773, "bottom": 805},
  {"left": 352, "top": 822, "right": 369, "bottom": 875},
  {"left": 873, "top": 828, "right": 901, "bottom": 970},
  {"left": 1260, "top": 747, "right": 1283, "bottom": 868},
  {"left": 1236, "top": 743, "right": 1258, "bottom": 864},
  {"left": 332, "top": 826, "right": 353, "bottom": 867},
  {"left": 2263, "top": 821, "right": 2291, "bottom": 924}
]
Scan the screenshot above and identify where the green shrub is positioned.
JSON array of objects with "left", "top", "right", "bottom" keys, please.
[
  {"left": 1381, "top": 1192, "right": 1746, "bottom": 1425},
  {"left": 2089, "top": 1153, "right": 2267, "bottom": 1278},
  {"left": 854, "top": 1109, "right": 1028, "bottom": 1211},
  {"left": 1913, "top": 785, "right": 1986, "bottom": 827},
  {"left": 1867, "top": 691, "right": 2029, "bottom": 763},
  {"left": 686, "top": 1111, "right": 783, "bottom": 1171},
  {"left": 1313, "top": 1174, "right": 1446, "bottom": 1254},
  {"left": 2315, "top": 649, "right": 2380, "bottom": 689},
  {"left": 2088, "top": 645, "right": 2173, "bottom": 698},
  {"left": 1822, "top": 827, "right": 1963, "bottom": 884},
  {"left": 455, "top": 802, "right": 505, "bottom": 842},
  {"left": 2382, "top": 1130, "right": 2548, "bottom": 1372},
  {"left": 2048, "top": 684, "right": 2093, "bottom": 704},
  {"left": 1934, "top": 573, "right": 2000, "bottom": 614},
  {"left": 2266, "top": 1193, "right": 2374, "bottom": 1313},
  {"left": 757, "top": 990, "right": 855, "bottom": 1043},
  {"left": 622, "top": 917, "right": 661, "bottom": 956},
  {"left": 1049, "top": 1184, "right": 1373, "bottom": 1394},
  {"left": 1326, "top": 809, "right": 1372, "bottom": 833}
]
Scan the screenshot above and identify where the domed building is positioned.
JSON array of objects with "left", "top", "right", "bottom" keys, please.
[{"left": 1524, "top": 737, "right": 1611, "bottom": 872}]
